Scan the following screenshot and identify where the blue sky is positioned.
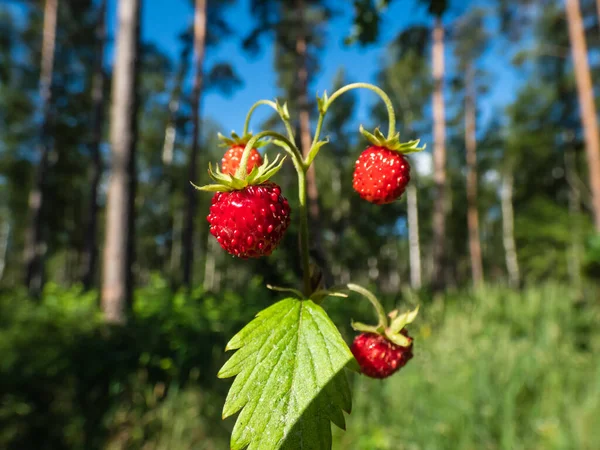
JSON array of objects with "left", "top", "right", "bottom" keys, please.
[
  {"left": 107, "top": 0, "right": 502, "bottom": 135},
  {"left": 7, "top": 0, "right": 518, "bottom": 158},
  {"left": 113, "top": 0, "right": 433, "bottom": 132}
]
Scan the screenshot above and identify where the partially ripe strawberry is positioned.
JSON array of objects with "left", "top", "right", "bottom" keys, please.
[
  {"left": 352, "top": 146, "right": 411, "bottom": 204},
  {"left": 351, "top": 330, "right": 414, "bottom": 379},
  {"left": 221, "top": 145, "right": 263, "bottom": 176},
  {"left": 207, "top": 182, "right": 291, "bottom": 258}
]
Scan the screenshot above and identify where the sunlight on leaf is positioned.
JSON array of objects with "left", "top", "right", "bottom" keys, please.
[{"left": 218, "top": 297, "right": 354, "bottom": 450}]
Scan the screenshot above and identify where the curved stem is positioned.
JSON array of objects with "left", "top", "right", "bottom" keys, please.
[
  {"left": 237, "top": 130, "right": 303, "bottom": 178},
  {"left": 242, "top": 99, "right": 296, "bottom": 143},
  {"left": 347, "top": 283, "right": 388, "bottom": 330},
  {"left": 306, "top": 83, "right": 397, "bottom": 166},
  {"left": 242, "top": 100, "right": 278, "bottom": 136},
  {"left": 326, "top": 83, "right": 396, "bottom": 139}
]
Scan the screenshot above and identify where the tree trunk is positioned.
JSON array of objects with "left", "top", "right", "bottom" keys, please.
[
  {"left": 501, "top": 171, "right": 520, "bottom": 288},
  {"left": 465, "top": 64, "right": 484, "bottom": 287},
  {"left": 203, "top": 231, "right": 218, "bottom": 291},
  {"left": 0, "top": 221, "right": 10, "bottom": 283},
  {"left": 23, "top": 0, "right": 58, "bottom": 297},
  {"left": 596, "top": 0, "right": 600, "bottom": 36},
  {"left": 169, "top": 210, "right": 183, "bottom": 281},
  {"left": 162, "top": 40, "right": 192, "bottom": 166},
  {"left": 564, "top": 0, "right": 600, "bottom": 231},
  {"left": 385, "top": 68, "right": 422, "bottom": 290},
  {"left": 81, "top": 0, "right": 107, "bottom": 290},
  {"left": 182, "top": 0, "right": 207, "bottom": 289},
  {"left": 295, "top": 0, "right": 329, "bottom": 286},
  {"left": 101, "top": 0, "right": 141, "bottom": 323},
  {"left": 565, "top": 149, "right": 582, "bottom": 289},
  {"left": 162, "top": 39, "right": 191, "bottom": 287},
  {"left": 406, "top": 184, "right": 422, "bottom": 289},
  {"left": 431, "top": 17, "right": 447, "bottom": 291}
]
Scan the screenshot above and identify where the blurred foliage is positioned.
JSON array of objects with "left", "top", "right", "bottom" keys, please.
[
  {"left": 583, "top": 233, "right": 600, "bottom": 278},
  {"left": 0, "top": 276, "right": 276, "bottom": 449},
  {"left": 334, "top": 283, "right": 600, "bottom": 449},
  {"left": 1, "top": 283, "right": 598, "bottom": 448},
  {"left": 1, "top": 0, "right": 600, "bottom": 447}
]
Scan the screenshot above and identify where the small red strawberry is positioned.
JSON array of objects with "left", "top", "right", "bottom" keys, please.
[
  {"left": 207, "top": 182, "right": 291, "bottom": 258},
  {"left": 352, "top": 127, "right": 425, "bottom": 204},
  {"left": 221, "top": 145, "right": 263, "bottom": 176},
  {"left": 347, "top": 283, "right": 420, "bottom": 379},
  {"left": 352, "top": 146, "right": 410, "bottom": 204},
  {"left": 351, "top": 330, "right": 414, "bottom": 379}
]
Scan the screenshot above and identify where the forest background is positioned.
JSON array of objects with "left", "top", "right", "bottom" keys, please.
[{"left": 1, "top": 0, "right": 599, "bottom": 448}]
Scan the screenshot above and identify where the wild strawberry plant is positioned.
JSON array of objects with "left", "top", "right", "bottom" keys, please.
[{"left": 193, "top": 83, "right": 424, "bottom": 449}]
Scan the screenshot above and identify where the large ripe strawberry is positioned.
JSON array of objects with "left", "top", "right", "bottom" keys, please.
[
  {"left": 221, "top": 145, "right": 263, "bottom": 176},
  {"left": 352, "top": 146, "right": 411, "bottom": 204},
  {"left": 351, "top": 330, "right": 414, "bottom": 379},
  {"left": 207, "top": 182, "right": 291, "bottom": 258}
]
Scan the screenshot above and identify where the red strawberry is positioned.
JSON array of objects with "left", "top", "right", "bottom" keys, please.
[
  {"left": 221, "top": 145, "right": 263, "bottom": 176},
  {"left": 352, "top": 146, "right": 411, "bottom": 204},
  {"left": 207, "top": 182, "right": 291, "bottom": 258},
  {"left": 351, "top": 330, "right": 414, "bottom": 379}
]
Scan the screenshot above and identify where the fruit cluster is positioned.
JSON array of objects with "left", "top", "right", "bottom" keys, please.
[
  {"left": 194, "top": 87, "right": 424, "bottom": 380},
  {"left": 207, "top": 141, "right": 412, "bottom": 259}
]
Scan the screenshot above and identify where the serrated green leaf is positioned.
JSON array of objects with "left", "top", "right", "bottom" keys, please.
[{"left": 219, "top": 297, "right": 354, "bottom": 450}]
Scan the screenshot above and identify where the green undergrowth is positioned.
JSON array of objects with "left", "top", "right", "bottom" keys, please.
[
  {"left": 1, "top": 281, "right": 598, "bottom": 449},
  {"left": 334, "top": 283, "right": 600, "bottom": 450}
]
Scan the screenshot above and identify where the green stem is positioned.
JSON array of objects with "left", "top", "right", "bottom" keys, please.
[
  {"left": 236, "top": 129, "right": 311, "bottom": 296},
  {"left": 306, "top": 83, "right": 397, "bottom": 166},
  {"left": 242, "top": 99, "right": 295, "bottom": 143},
  {"left": 298, "top": 170, "right": 312, "bottom": 296},
  {"left": 236, "top": 131, "right": 303, "bottom": 178},
  {"left": 306, "top": 112, "right": 326, "bottom": 166},
  {"left": 243, "top": 100, "right": 278, "bottom": 135},
  {"left": 347, "top": 283, "right": 389, "bottom": 330}
]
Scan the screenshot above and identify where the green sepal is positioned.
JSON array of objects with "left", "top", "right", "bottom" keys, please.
[
  {"left": 190, "top": 181, "right": 235, "bottom": 193},
  {"left": 192, "top": 153, "right": 287, "bottom": 193},
  {"left": 359, "top": 125, "right": 425, "bottom": 154},
  {"left": 384, "top": 330, "right": 412, "bottom": 347},
  {"left": 218, "top": 130, "right": 270, "bottom": 149},
  {"left": 316, "top": 90, "right": 329, "bottom": 113},
  {"left": 350, "top": 320, "right": 381, "bottom": 334},
  {"left": 388, "top": 305, "right": 420, "bottom": 335}
]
